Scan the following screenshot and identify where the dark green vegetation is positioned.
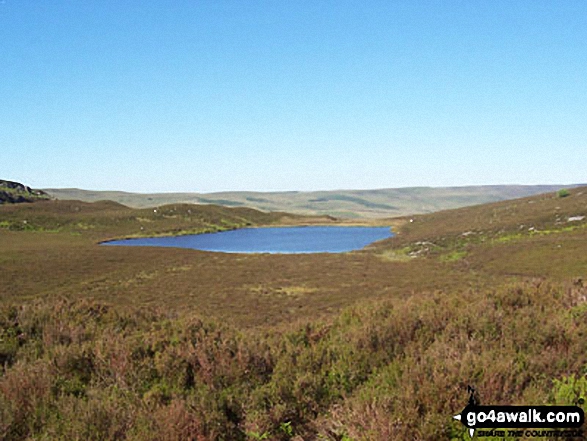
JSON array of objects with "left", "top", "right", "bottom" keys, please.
[
  {"left": 1, "top": 186, "right": 587, "bottom": 440},
  {"left": 0, "top": 180, "right": 50, "bottom": 204},
  {"left": 44, "top": 184, "right": 581, "bottom": 218}
]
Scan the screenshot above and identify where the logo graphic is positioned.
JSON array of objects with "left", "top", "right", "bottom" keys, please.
[{"left": 453, "top": 386, "right": 585, "bottom": 438}]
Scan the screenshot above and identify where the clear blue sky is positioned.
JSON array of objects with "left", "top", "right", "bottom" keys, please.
[{"left": 1, "top": 1, "right": 585, "bottom": 192}]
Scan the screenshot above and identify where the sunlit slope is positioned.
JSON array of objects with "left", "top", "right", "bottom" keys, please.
[
  {"left": 1, "top": 186, "right": 585, "bottom": 328},
  {"left": 0, "top": 199, "right": 301, "bottom": 240},
  {"left": 44, "top": 184, "right": 580, "bottom": 218},
  {"left": 1, "top": 188, "right": 586, "bottom": 440},
  {"left": 378, "top": 186, "right": 587, "bottom": 245},
  {"left": 371, "top": 186, "right": 587, "bottom": 281}
]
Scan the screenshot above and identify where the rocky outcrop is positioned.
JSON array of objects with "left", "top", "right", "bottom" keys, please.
[{"left": 0, "top": 180, "right": 50, "bottom": 204}]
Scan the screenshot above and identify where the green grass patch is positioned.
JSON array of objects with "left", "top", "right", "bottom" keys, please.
[
  {"left": 557, "top": 188, "right": 571, "bottom": 198},
  {"left": 494, "top": 232, "right": 525, "bottom": 243},
  {"left": 0, "top": 220, "right": 61, "bottom": 233},
  {"left": 439, "top": 250, "right": 467, "bottom": 262},
  {"left": 376, "top": 247, "right": 413, "bottom": 262}
]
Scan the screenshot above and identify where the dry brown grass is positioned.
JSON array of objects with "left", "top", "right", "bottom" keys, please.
[
  {"left": 2, "top": 188, "right": 586, "bottom": 328},
  {"left": 1, "top": 188, "right": 587, "bottom": 439}
]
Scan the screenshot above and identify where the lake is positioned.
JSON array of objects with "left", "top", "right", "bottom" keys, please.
[{"left": 102, "top": 226, "right": 393, "bottom": 254}]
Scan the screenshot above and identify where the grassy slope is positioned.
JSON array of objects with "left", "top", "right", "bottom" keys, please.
[
  {"left": 1, "top": 188, "right": 587, "bottom": 440},
  {"left": 0, "top": 199, "right": 458, "bottom": 326},
  {"left": 43, "top": 184, "right": 579, "bottom": 218},
  {"left": 0, "top": 199, "right": 293, "bottom": 241},
  {"left": 371, "top": 186, "right": 587, "bottom": 280}
]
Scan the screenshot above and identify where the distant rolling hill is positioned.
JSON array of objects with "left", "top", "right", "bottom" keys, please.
[{"left": 44, "top": 185, "right": 582, "bottom": 218}]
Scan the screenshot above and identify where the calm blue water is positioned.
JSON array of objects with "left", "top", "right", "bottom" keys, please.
[{"left": 103, "top": 226, "right": 393, "bottom": 254}]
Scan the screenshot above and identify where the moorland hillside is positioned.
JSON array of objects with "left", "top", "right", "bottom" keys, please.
[
  {"left": 44, "top": 184, "right": 582, "bottom": 218},
  {"left": 1, "top": 186, "right": 586, "bottom": 440}
]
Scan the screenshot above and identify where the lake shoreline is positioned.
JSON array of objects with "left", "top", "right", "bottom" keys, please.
[
  {"left": 101, "top": 225, "right": 395, "bottom": 254},
  {"left": 97, "top": 216, "right": 402, "bottom": 244}
]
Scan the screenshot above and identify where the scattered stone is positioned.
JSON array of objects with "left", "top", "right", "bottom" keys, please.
[{"left": 568, "top": 216, "right": 585, "bottom": 222}]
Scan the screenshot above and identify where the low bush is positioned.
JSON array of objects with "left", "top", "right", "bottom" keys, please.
[{"left": 1, "top": 280, "right": 586, "bottom": 440}]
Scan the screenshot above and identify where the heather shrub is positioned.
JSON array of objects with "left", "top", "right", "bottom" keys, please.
[{"left": 1, "top": 280, "right": 586, "bottom": 440}]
